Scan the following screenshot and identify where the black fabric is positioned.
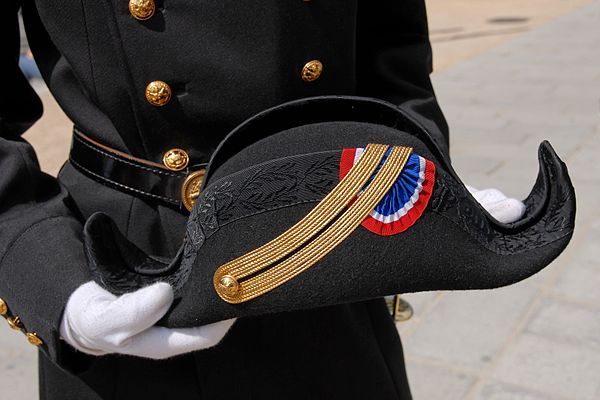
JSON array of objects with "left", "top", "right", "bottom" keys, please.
[
  {"left": 356, "top": 0, "right": 449, "bottom": 153},
  {"left": 85, "top": 150, "right": 341, "bottom": 294},
  {"left": 0, "top": 0, "right": 90, "bottom": 362},
  {"left": 38, "top": 342, "right": 203, "bottom": 400},
  {"left": 58, "top": 163, "right": 189, "bottom": 263},
  {"left": 83, "top": 101, "right": 575, "bottom": 328},
  {"left": 19, "top": 0, "right": 448, "bottom": 165},
  {"left": 58, "top": 165, "right": 416, "bottom": 400},
  {"left": 206, "top": 95, "right": 450, "bottom": 186},
  {"left": 1, "top": 1, "right": 441, "bottom": 398}
]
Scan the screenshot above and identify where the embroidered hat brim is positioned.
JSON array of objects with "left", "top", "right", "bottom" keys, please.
[{"left": 83, "top": 96, "right": 576, "bottom": 328}]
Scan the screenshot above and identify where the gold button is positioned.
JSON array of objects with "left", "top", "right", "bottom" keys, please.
[
  {"left": 145, "top": 80, "right": 172, "bottom": 106},
  {"left": 301, "top": 60, "right": 323, "bottom": 82},
  {"left": 218, "top": 275, "right": 240, "bottom": 296},
  {"left": 7, "top": 316, "right": 23, "bottom": 330},
  {"left": 181, "top": 169, "right": 206, "bottom": 212},
  {"left": 0, "top": 298, "right": 7, "bottom": 316},
  {"left": 129, "top": 0, "right": 155, "bottom": 20},
  {"left": 26, "top": 332, "right": 43, "bottom": 346},
  {"left": 163, "top": 149, "right": 189, "bottom": 171}
]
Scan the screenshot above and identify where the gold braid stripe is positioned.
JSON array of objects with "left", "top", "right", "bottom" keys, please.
[
  {"left": 214, "top": 145, "right": 413, "bottom": 304},
  {"left": 216, "top": 143, "right": 389, "bottom": 280}
]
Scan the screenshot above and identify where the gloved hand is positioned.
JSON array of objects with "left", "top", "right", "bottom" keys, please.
[
  {"left": 466, "top": 185, "right": 526, "bottom": 223},
  {"left": 60, "top": 281, "right": 236, "bottom": 359}
]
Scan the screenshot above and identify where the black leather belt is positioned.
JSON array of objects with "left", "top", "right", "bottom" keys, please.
[{"left": 69, "top": 128, "right": 206, "bottom": 212}]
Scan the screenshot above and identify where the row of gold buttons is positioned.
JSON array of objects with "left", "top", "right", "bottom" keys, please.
[
  {"left": 128, "top": 1, "right": 196, "bottom": 200},
  {"left": 129, "top": 0, "right": 322, "bottom": 207},
  {"left": 144, "top": 58, "right": 323, "bottom": 109},
  {"left": 0, "top": 298, "right": 43, "bottom": 346},
  {"left": 131, "top": 1, "right": 324, "bottom": 109}
]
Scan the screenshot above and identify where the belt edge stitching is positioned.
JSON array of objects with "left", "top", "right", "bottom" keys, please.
[
  {"left": 73, "top": 133, "right": 184, "bottom": 178},
  {"left": 69, "top": 158, "right": 182, "bottom": 205}
]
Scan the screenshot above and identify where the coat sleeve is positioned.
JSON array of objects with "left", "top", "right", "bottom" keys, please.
[
  {"left": 356, "top": 0, "right": 450, "bottom": 155},
  {"left": 0, "top": 1, "right": 90, "bottom": 362}
]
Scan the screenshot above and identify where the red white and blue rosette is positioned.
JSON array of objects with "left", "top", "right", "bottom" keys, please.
[{"left": 340, "top": 147, "right": 436, "bottom": 236}]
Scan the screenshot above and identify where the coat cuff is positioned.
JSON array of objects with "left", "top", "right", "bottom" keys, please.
[{"left": 0, "top": 216, "right": 90, "bottom": 362}]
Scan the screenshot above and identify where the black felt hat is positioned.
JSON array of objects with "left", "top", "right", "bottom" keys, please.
[{"left": 84, "top": 96, "right": 576, "bottom": 328}]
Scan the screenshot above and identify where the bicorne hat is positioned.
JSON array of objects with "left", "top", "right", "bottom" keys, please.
[{"left": 84, "top": 96, "right": 576, "bottom": 328}]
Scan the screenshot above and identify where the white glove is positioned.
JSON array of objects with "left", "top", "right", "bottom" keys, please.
[
  {"left": 466, "top": 185, "right": 526, "bottom": 223},
  {"left": 60, "top": 281, "right": 236, "bottom": 359}
]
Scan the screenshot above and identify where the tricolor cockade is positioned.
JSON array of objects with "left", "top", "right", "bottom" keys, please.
[{"left": 340, "top": 147, "right": 435, "bottom": 236}]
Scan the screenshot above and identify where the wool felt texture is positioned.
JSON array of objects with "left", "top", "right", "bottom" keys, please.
[
  {"left": 60, "top": 281, "right": 236, "bottom": 359},
  {"left": 9, "top": 0, "right": 449, "bottom": 166},
  {"left": 59, "top": 166, "right": 417, "bottom": 400},
  {"left": 0, "top": 0, "right": 451, "bottom": 398},
  {"left": 84, "top": 97, "right": 576, "bottom": 329},
  {"left": 0, "top": 0, "right": 478, "bottom": 400}
]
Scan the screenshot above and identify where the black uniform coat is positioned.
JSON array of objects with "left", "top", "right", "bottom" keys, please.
[{"left": 1, "top": 1, "right": 449, "bottom": 399}]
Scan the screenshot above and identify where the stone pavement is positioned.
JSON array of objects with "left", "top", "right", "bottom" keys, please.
[
  {"left": 426, "top": 0, "right": 592, "bottom": 70},
  {"left": 399, "top": 2, "right": 600, "bottom": 399},
  {"left": 1, "top": 1, "right": 599, "bottom": 399}
]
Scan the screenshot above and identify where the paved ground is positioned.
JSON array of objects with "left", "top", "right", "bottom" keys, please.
[
  {"left": 427, "top": 0, "right": 592, "bottom": 70},
  {"left": 1, "top": 1, "right": 598, "bottom": 398},
  {"left": 400, "top": 2, "right": 600, "bottom": 399}
]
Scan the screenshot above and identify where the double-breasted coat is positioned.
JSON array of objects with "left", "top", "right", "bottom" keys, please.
[{"left": 1, "top": 1, "right": 449, "bottom": 398}]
